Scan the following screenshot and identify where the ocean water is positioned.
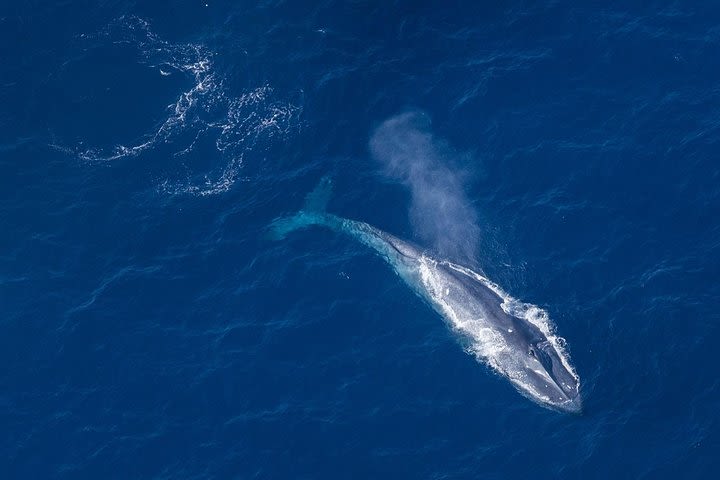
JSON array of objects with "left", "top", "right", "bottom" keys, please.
[{"left": 2, "top": 1, "right": 719, "bottom": 478}]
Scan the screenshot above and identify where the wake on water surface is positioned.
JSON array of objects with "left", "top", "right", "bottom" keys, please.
[{"left": 55, "top": 15, "right": 301, "bottom": 196}]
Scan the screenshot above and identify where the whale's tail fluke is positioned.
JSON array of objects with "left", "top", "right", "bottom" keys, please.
[
  {"left": 303, "top": 175, "right": 333, "bottom": 213},
  {"left": 268, "top": 176, "right": 334, "bottom": 240}
]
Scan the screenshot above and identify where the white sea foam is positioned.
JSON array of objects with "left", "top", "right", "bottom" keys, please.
[
  {"left": 65, "top": 15, "right": 301, "bottom": 196},
  {"left": 417, "top": 258, "right": 511, "bottom": 369},
  {"left": 416, "top": 256, "right": 579, "bottom": 402}
]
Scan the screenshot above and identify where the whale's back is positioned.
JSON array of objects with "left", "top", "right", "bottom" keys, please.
[{"left": 418, "top": 261, "right": 547, "bottom": 353}]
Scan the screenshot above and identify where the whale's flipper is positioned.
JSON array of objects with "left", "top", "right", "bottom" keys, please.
[{"left": 268, "top": 176, "right": 334, "bottom": 240}]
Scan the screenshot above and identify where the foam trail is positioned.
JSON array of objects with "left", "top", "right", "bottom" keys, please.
[
  {"left": 369, "top": 111, "right": 479, "bottom": 262},
  {"left": 56, "top": 16, "right": 301, "bottom": 197}
]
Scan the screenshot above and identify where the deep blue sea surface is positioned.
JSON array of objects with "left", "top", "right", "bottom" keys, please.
[{"left": 2, "top": 1, "right": 720, "bottom": 478}]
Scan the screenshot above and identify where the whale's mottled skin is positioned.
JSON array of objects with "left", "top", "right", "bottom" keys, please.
[{"left": 272, "top": 181, "right": 581, "bottom": 413}]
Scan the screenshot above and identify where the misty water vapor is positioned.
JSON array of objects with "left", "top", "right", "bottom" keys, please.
[{"left": 369, "top": 112, "right": 480, "bottom": 262}]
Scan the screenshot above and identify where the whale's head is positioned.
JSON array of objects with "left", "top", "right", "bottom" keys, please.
[{"left": 513, "top": 337, "right": 581, "bottom": 413}]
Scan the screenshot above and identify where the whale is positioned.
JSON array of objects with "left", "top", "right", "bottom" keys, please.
[{"left": 271, "top": 177, "right": 581, "bottom": 413}]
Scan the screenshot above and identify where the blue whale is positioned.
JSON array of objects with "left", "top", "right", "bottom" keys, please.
[{"left": 271, "top": 178, "right": 582, "bottom": 413}]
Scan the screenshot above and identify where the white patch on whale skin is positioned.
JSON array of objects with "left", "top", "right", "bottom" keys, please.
[
  {"left": 414, "top": 256, "right": 580, "bottom": 407},
  {"left": 443, "top": 261, "right": 580, "bottom": 387},
  {"left": 417, "top": 257, "right": 511, "bottom": 369}
]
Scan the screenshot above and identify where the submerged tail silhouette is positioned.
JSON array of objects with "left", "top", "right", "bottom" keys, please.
[{"left": 268, "top": 176, "right": 334, "bottom": 240}]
